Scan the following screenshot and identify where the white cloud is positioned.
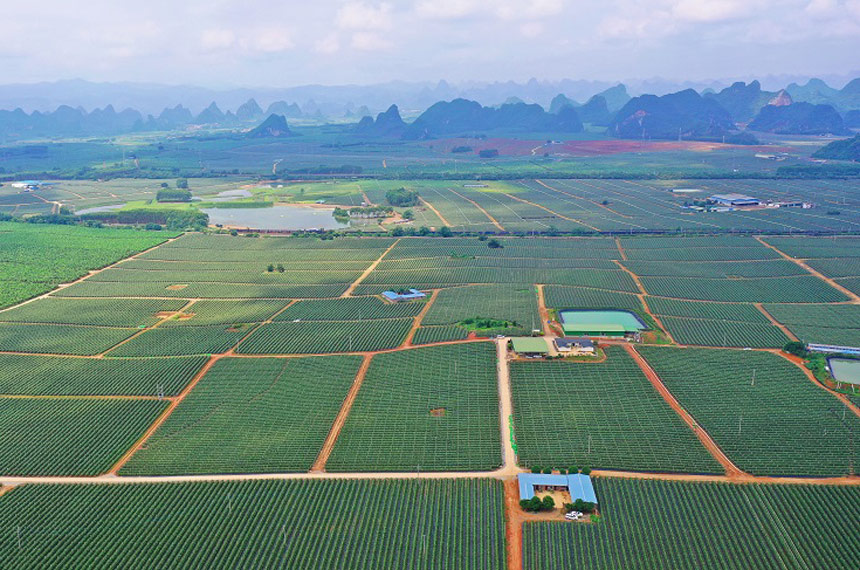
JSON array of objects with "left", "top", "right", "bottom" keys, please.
[
  {"left": 671, "top": 0, "right": 751, "bottom": 22},
  {"left": 350, "top": 32, "right": 393, "bottom": 50},
  {"left": 415, "top": 0, "right": 481, "bottom": 19},
  {"left": 315, "top": 33, "right": 341, "bottom": 54},
  {"left": 250, "top": 30, "right": 295, "bottom": 53},
  {"left": 496, "top": 0, "right": 564, "bottom": 20},
  {"left": 337, "top": 2, "right": 393, "bottom": 30},
  {"left": 200, "top": 29, "right": 236, "bottom": 51}
]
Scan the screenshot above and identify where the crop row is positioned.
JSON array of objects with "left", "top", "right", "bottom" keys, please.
[
  {"left": 639, "top": 347, "right": 859, "bottom": 476},
  {"left": 54, "top": 281, "right": 347, "bottom": 299},
  {"left": 0, "top": 298, "right": 188, "bottom": 327},
  {"left": 0, "top": 478, "right": 506, "bottom": 569},
  {"left": 641, "top": 275, "right": 848, "bottom": 303},
  {"left": 275, "top": 297, "right": 425, "bottom": 321},
  {"left": 121, "top": 356, "right": 362, "bottom": 475},
  {"left": 327, "top": 343, "right": 501, "bottom": 471},
  {"left": 524, "top": 477, "right": 860, "bottom": 570},
  {"left": 236, "top": 319, "right": 414, "bottom": 354},
  {"left": 510, "top": 347, "right": 721, "bottom": 474},
  {"left": 660, "top": 316, "right": 790, "bottom": 348}
]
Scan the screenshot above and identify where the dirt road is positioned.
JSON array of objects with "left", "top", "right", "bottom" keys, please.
[
  {"left": 340, "top": 238, "right": 400, "bottom": 297},
  {"left": 624, "top": 344, "right": 746, "bottom": 477}
]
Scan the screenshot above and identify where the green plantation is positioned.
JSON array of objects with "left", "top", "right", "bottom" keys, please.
[{"left": 0, "top": 222, "right": 858, "bottom": 569}]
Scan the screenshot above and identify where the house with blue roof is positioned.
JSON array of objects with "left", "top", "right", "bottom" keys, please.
[
  {"left": 517, "top": 473, "right": 598, "bottom": 503},
  {"left": 381, "top": 289, "right": 427, "bottom": 303}
]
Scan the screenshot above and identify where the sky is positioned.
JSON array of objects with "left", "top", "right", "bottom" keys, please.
[{"left": 2, "top": 0, "right": 859, "bottom": 87}]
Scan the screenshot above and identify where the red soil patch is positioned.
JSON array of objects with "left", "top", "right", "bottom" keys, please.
[
  {"left": 166, "top": 284, "right": 188, "bottom": 291},
  {"left": 429, "top": 408, "right": 446, "bottom": 416}
]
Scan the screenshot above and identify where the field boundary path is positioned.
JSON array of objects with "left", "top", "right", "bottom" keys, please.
[
  {"left": 775, "top": 350, "right": 860, "bottom": 420},
  {"left": 402, "top": 290, "right": 439, "bottom": 346},
  {"left": 755, "top": 236, "right": 860, "bottom": 302},
  {"left": 106, "top": 353, "right": 225, "bottom": 475},
  {"left": 311, "top": 354, "right": 374, "bottom": 472},
  {"left": 624, "top": 344, "right": 747, "bottom": 478},
  {"left": 446, "top": 188, "right": 506, "bottom": 231},
  {"left": 340, "top": 238, "right": 400, "bottom": 297},
  {"left": 499, "top": 191, "right": 600, "bottom": 232},
  {"left": 418, "top": 197, "right": 451, "bottom": 228},
  {"left": 755, "top": 303, "right": 799, "bottom": 341}
]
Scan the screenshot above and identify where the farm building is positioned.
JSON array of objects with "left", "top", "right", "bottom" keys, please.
[
  {"left": 710, "top": 193, "right": 759, "bottom": 207},
  {"left": 518, "top": 473, "right": 598, "bottom": 503},
  {"left": 381, "top": 289, "right": 426, "bottom": 303},
  {"left": 554, "top": 337, "right": 595, "bottom": 355},
  {"left": 510, "top": 337, "right": 549, "bottom": 358},
  {"left": 807, "top": 343, "right": 860, "bottom": 357},
  {"left": 558, "top": 310, "right": 645, "bottom": 338}
]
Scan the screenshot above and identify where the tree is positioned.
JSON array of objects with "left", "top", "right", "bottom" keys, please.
[
  {"left": 531, "top": 466, "right": 542, "bottom": 474},
  {"left": 487, "top": 238, "right": 503, "bottom": 249},
  {"left": 160, "top": 182, "right": 169, "bottom": 188},
  {"left": 176, "top": 178, "right": 189, "bottom": 189},
  {"left": 478, "top": 234, "right": 488, "bottom": 241},
  {"left": 386, "top": 187, "right": 419, "bottom": 207},
  {"left": 391, "top": 227, "right": 405, "bottom": 237},
  {"left": 418, "top": 226, "right": 432, "bottom": 236},
  {"left": 438, "top": 226, "right": 453, "bottom": 237},
  {"left": 277, "top": 264, "right": 285, "bottom": 273},
  {"left": 402, "top": 209, "right": 414, "bottom": 220},
  {"left": 541, "top": 495, "right": 555, "bottom": 511},
  {"left": 267, "top": 264, "right": 275, "bottom": 272},
  {"left": 783, "top": 341, "right": 808, "bottom": 358}
]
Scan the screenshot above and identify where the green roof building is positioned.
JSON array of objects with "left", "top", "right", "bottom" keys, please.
[{"left": 510, "top": 337, "right": 549, "bottom": 355}]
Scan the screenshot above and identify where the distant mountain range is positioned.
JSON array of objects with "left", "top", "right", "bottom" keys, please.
[{"left": 0, "top": 76, "right": 857, "bottom": 143}]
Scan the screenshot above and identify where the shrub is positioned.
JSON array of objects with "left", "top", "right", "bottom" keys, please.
[{"left": 156, "top": 188, "right": 192, "bottom": 202}]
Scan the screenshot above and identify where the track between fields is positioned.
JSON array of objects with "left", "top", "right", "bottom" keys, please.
[
  {"left": 446, "top": 188, "right": 506, "bottom": 231},
  {"left": 776, "top": 350, "right": 860, "bottom": 421},
  {"left": 624, "top": 344, "right": 747, "bottom": 478},
  {"left": 755, "top": 236, "right": 860, "bottom": 303},
  {"left": 402, "top": 290, "right": 438, "bottom": 346},
  {"left": 311, "top": 353, "right": 374, "bottom": 472},
  {"left": 418, "top": 197, "right": 452, "bottom": 228},
  {"left": 499, "top": 191, "right": 599, "bottom": 232},
  {"left": 106, "top": 353, "right": 225, "bottom": 475},
  {"left": 340, "top": 239, "right": 400, "bottom": 297},
  {"left": 755, "top": 303, "right": 799, "bottom": 342}
]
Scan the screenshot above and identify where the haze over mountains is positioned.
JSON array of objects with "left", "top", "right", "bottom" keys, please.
[{"left": 0, "top": 77, "right": 858, "bottom": 144}]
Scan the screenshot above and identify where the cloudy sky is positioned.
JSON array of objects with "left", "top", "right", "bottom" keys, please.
[{"left": 2, "top": 0, "right": 859, "bottom": 87}]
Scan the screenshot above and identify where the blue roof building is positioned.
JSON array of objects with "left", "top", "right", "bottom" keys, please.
[
  {"left": 517, "top": 473, "right": 598, "bottom": 503},
  {"left": 381, "top": 289, "right": 427, "bottom": 302}
]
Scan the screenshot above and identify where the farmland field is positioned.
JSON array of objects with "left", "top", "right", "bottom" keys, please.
[
  {"left": 0, "top": 398, "right": 167, "bottom": 476},
  {"left": 639, "top": 347, "right": 860, "bottom": 476},
  {"left": 0, "top": 355, "right": 207, "bottom": 396},
  {"left": 0, "top": 297, "right": 188, "bottom": 327},
  {"left": 422, "top": 284, "right": 541, "bottom": 336},
  {"left": 236, "top": 319, "right": 413, "bottom": 354},
  {"left": 327, "top": 343, "right": 501, "bottom": 471},
  {"left": 0, "top": 323, "right": 137, "bottom": 355},
  {"left": 510, "top": 346, "right": 721, "bottom": 473},
  {"left": 0, "top": 221, "right": 176, "bottom": 309},
  {"left": 524, "top": 477, "right": 860, "bottom": 570},
  {"left": 0, "top": 478, "right": 506, "bottom": 569},
  {"left": 762, "top": 303, "right": 860, "bottom": 346},
  {"left": 121, "top": 356, "right": 362, "bottom": 475},
  {"left": 107, "top": 325, "right": 251, "bottom": 356}
]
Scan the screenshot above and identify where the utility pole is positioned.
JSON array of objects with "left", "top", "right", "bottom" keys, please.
[{"left": 738, "top": 414, "right": 743, "bottom": 435}]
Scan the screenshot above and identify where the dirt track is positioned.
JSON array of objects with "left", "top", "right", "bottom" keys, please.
[
  {"left": 446, "top": 188, "right": 506, "bottom": 231},
  {"left": 311, "top": 354, "right": 373, "bottom": 472},
  {"left": 418, "top": 197, "right": 451, "bottom": 228},
  {"left": 755, "top": 236, "right": 860, "bottom": 302},
  {"left": 624, "top": 344, "right": 746, "bottom": 477},
  {"left": 755, "top": 303, "right": 799, "bottom": 341},
  {"left": 341, "top": 239, "right": 400, "bottom": 297}
]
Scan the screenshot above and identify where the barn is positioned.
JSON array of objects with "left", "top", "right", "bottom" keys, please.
[{"left": 518, "top": 473, "right": 598, "bottom": 503}]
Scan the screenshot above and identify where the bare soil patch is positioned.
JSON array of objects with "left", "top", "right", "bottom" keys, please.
[
  {"left": 429, "top": 408, "right": 446, "bottom": 417},
  {"left": 166, "top": 284, "right": 188, "bottom": 291}
]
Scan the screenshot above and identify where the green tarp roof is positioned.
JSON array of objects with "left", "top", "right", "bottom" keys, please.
[{"left": 511, "top": 337, "right": 549, "bottom": 353}]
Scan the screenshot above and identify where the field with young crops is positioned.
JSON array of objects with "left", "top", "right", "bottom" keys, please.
[
  {"left": 0, "top": 323, "right": 136, "bottom": 355},
  {"left": 0, "top": 478, "right": 506, "bottom": 569},
  {"left": 0, "top": 355, "right": 206, "bottom": 396},
  {"left": 54, "top": 280, "right": 347, "bottom": 299},
  {"left": 0, "top": 221, "right": 176, "bottom": 309},
  {"left": 327, "top": 343, "right": 501, "bottom": 471},
  {"left": 544, "top": 286, "right": 644, "bottom": 313},
  {"left": 107, "top": 325, "right": 250, "bottom": 356},
  {"left": 524, "top": 477, "right": 860, "bottom": 570},
  {"left": 510, "top": 347, "right": 721, "bottom": 473},
  {"left": 237, "top": 319, "right": 412, "bottom": 354},
  {"left": 275, "top": 296, "right": 425, "bottom": 321},
  {"left": 423, "top": 284, "right": 541, "bottom": 336},
  {"left": 639, "top": 347, "right": 859, "bottom": 476},
  {"left": 0, "top": 398, "right": 167, "bottom": 476},
  {"left": 121, "top": 356, "right": 362, "bottom": 475},
  {"left": 659, "top": 317, "right": 790, "bottom": 347},
  {"left": 411, "top": 325, "right": 470, "bottom": 345},
  {"left": 762, "top": 304, "right": 860, "bottom": 346},
  {"left": 160, "top": 300, "right": 288, "bottom": 327},
  {"left": 762, "top": 236, "right": 860, "bottom": 296},
  {"left": 0, "top": 298, "right": 188, "bottom": 327},
  {"left": 641, "top": 275, "right": 848, "bottom": 303}
]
